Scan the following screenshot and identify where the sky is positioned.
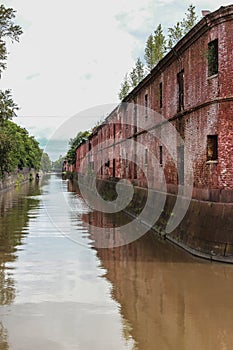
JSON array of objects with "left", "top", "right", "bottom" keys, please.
[{"left": 1, "top": 0, "right": 231, "bottom": 159}]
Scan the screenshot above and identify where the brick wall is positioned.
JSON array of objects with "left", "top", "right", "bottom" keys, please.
[{"left": 75, "top": 5, "right": 233, "bottom": 203}]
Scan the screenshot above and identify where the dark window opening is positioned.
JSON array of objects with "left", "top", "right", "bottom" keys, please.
[
  {"left": 105, "top": 160, "right": 110, "bottom": 167},
  {"left": 177, "top": 145, "right": 184, "bottom": 185},
  {"left": 177, "top": 70, "right": 184, "bottom": 112},
  {"left": 113, "top": 158, "right": 116, "bottom": 177},
  {"left": 134, "top": 102, "right": 137, "bottom": 134},
  {"left": 159, "top": 82, "right": 163, "bottom": 108},
  {"left": 113, "top": 124, "right": 116, "bottom": 139},
  {"left": 207, "top": 135, "right": 218, "bottom": 161},
  {"left": 208, "top": 39, "right": 218, "bottom": 76},
  {"left": 159, "top": 145, "right": 163, "bottom": 165},
  {"left": 134, "top": 153, "right": 137, "bottom": 179},
  {"left": 145, "top": 94, "right": 148, "bottom": 118},
  {"left": 145, "top": 149, "right": 148, "bottom": 165}
]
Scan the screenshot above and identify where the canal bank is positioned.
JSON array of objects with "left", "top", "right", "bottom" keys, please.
[
  {"left": 71, "top": 174, "right": 233, "bottom": 264},
  {"left": 0, "top": 169, "right": 41, "bottom": 193}
]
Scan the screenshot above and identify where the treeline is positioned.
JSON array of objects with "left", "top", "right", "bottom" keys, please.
[
  {"left": 0, "top": 120, "right": 42, "bottom": 177},
  {"left": 0, "top": 4, "right": 52, "bottom": 178},
  {"left": 0, "top": 119, "right": 52, "bottom": 177},
  {"left": 119, "top": 4, "right": 198, "bottom": 100}
]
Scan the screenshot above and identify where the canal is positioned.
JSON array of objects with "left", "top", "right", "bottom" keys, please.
[{"left": 0, "top": 174, "right": 233, "bottom": 349}]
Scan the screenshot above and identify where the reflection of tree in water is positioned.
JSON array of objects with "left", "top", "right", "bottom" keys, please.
[
  {"left": 0, "top": 181, "right": 42, "bottom": 347},
  {"left": 0, "top": 322, "right": 9, "bottom": 350}
]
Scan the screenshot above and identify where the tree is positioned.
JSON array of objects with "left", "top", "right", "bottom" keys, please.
[
  {"left": 144, "top": 25, "right": 167, "bottom": 71},
  {"left": 66, "top": 131, "right": 90, "bottom": 165},
  {"left": 0, "top": 130, "right": 16, "bottom": 176},
  {"left": 168, "top": 22, "right": 183, "bottom": 49},
  {"left": 182, "top": 4, "right": 198, "bottom": 34},
  {"left": 153, "top": 24, "right": 167, "bottom": 65},
  {"left": 0, "top": 121, "right": 43, "bottom": 177},
  {"left": 0, "top": 4, "right": 23, "bottom": 74},
  {"left": 144, "top": 34, "right": 155, "bottom": 71},
  {"left": 135, "top": 57, "right": 145, "bottom": 83},
  {"left": 40, "top": 152, "right": 52, "bottom": 172},
  {"left": 129, "top": 67, "right": 138, "bottom": 88},
  {"left": 168, "top": 4, "right": 198, "bottom": 49},
  {"left": 0, "top": 89, "right": 19, "bottom": 125},
  {"left": 51, "top": 156, "right": 65, "bottom": 173},
  {"left": 118, "top": 74, "right": 131, "bottom": 101},
  {"left": 0, "top": 5, "right": 22, "bottom": 124}
]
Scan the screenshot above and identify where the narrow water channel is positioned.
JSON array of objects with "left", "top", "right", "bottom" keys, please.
[{"left": 0, "top": 174, "right": 233, "bottom": 350}]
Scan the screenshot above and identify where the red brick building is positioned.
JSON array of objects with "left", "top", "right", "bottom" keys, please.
[
  {"left": 75, "top": 5, "right": 233, "bottom": 204},
  {"left": 72, "top": 5, "right": 233, "bottom": 260}
]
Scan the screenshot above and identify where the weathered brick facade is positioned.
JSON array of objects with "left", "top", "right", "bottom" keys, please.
[{"left": 75, "top": 5, "right": 233, "bottom": 204}]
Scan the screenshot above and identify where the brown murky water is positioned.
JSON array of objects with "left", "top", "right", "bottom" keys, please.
[{"left": 0, "top": 174, "right": 233, "bottom": 350}]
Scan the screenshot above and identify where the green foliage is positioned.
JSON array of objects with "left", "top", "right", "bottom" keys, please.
[
  {"left": 0, "top": 5, "right": 42, "bottom": 179},
  {"left": 118, "top": 4, "right": 198, "bottom": 99},
  {"left": 129, "top": 57, "right": 145, "bottom": 88},
  {"left": 144, "top": 34, "right": 155, "bottom": 71},
  {"left": 182, "top": 4, "right": 198, "bottom": 34},
  {"left": 0, "top": 129, "right": 16, "bottom": 176},
  {"left": 0, "top": 4, "right": 23, "bottom": 74},
  {"left": 118, "top": 74, "right": 131, "bottom": 101},
  {"left": 129, "top": 67, "right": 138, "bottom": 88},
  {"left": 0, "top": 90, "right": 19, "bottom": 125},
  {"left": 168, "top": 22, "right": 183, "bottom": 49},
  {"left": 0, "top": 121, "right": 42, "bottom": 178},
  {"left": 40, "top": 152, "right": 52, "bottom": 172},
  {"left": 52, "top": 155, "right": 65, "bottom": 172},
  {"left": 144, "top": 25, "right": 166, "bottom": 71},
  {"left": 66, "top": 130, "right": 90, "bottom": 165},
  {"left": 168, "top": 4, "right": 198, "bottom": 49},
  {"left": 135, "top": 57, "right": 145, "bottom": 83},
  {"left": 0, "top": 4, "right": 22, "bottom": 125},
  {"left": 120, "top": 58, "right": 145, "bottom": 98}
]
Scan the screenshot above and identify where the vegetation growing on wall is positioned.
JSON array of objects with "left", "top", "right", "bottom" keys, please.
[{"left": 119, "top": 4, "right": 198, "bottom": 100}]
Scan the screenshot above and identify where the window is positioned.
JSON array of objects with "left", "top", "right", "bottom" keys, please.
[
  {"left": 177, "top": 145, "right": 184, "bottom": 185},
  {"left": 134, "top": 101, "right": 137, "bottom": 134},
  {"left": 159, "top": 145, "right": 163, "bottom": 166},
  {"left": 177, "top": 70, "right": 184, "bottom": 112},
  {"left": 145, "top": 94, "right": 148, "bottom": 118},
  {"left": 207, "top": 135, "right": 218, "bottom": 161},
  {"left": 113, "top": 158, "right": 116, "bottom": 177},
  {"left": 159, "top": 82, "right": 163, "bottom": 108},
  {"left": 134, "top": 153, "right": 137, "bottom": 179},
  {"left": 145, "top": 149, "right": 148, "bottom": 165},
  {"left": 208, "top": 39, "right": 218, "bottom": 76}
]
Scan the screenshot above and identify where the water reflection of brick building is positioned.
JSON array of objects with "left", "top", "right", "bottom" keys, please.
[
  {"left": 81, "top": 206, "right": 233, "bottom": 350},
  {"left": 95, "top": 234, "right": 233, "bottom": 350}
]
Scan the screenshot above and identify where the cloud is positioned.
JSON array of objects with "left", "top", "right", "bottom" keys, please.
[
  {"left": 80, "top": 73, "right": 93, "bottom": 81},
  {"left": 26, "top": 73, "right": 40, "bottom": 80}
]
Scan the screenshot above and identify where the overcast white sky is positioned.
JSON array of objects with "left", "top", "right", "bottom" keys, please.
[{"left": 1, "top": 0, "right": 231, "bottom": 159}]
